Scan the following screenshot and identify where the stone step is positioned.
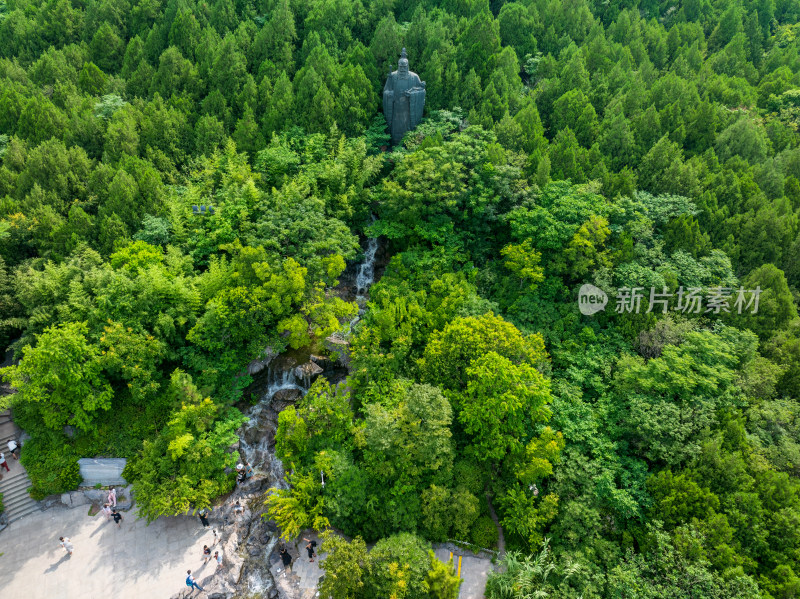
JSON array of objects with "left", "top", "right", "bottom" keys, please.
[
  {"left": 1, "top": 485, "right": 32, "bottom": 506},
  {"left": 0, "top": 472, "right": 31, "bottom": 491},
  {"left": 3, "top": 490, "right": 36, "bottom": 512},
  {"left": 0, "top": 470, "right": 37, "bottom": 523},
  {"left": 2, "top": 478, "right": 33, "bottom": 498},
  {"left": 7, "top": 501, "right": 41, "bottom": 523},
  {"left": 0, "top": 483, "right": 29, "bottom": 501},
  {"left": 2, "top": 475, "right": 32, "bottom": 494}
]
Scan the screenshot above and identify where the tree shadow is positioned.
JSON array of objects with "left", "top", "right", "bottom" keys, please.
[
  {"left": 90, "top": 516, "right": 111, "bottom": 538},
  {"left": 44, "top": 553, "right": 71, "bottom": 573}
]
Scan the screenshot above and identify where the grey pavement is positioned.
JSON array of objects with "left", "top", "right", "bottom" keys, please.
[
  {"left": 0, "top": 502, "right": 220, "bottom": 599},
  {"left": 434, "top": 546, "right": 493, "bottom": 599},
  {"left": 270, "top": 530, "right": 492, "bottom": 599}
]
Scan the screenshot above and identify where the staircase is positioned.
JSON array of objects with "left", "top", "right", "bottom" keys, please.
[{"left": 0, "top": 416, "right": 41, "bottom": 523}]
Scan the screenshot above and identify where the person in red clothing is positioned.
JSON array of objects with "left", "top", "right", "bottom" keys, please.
[{"left": 0, "top": 452, "right": 9, "bottom": 472}]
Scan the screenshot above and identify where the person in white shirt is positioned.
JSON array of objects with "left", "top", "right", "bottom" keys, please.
[{"left": 59, "top": 537, "right": 74, "bottom": 555}]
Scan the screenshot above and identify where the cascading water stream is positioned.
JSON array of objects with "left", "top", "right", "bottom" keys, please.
[
  {"left": 355, "top": 235, "right": 379, "bottom": 299},
  {"left": 344, "top": 227, "right": 380, "bottom": 336},
  {"left": 238, "top": 363, "right": 308, "bottom": 482},
  {"left": 233, "top": 359, "right": 313, "bottom": 597},
  {"left": 229, "top": 226, "right": 381, "bottom": 597}
]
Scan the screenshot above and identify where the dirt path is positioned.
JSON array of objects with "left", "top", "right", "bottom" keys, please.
[{"left": 486, "top": 493, "right": 506, "bottom": 558}]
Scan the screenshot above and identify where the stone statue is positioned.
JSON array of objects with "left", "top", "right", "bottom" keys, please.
[{"left": 383, "top": 48, "right": 426, "bottom": 146}]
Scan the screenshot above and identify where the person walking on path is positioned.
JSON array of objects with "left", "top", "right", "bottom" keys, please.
[
  {"left": 101, "top": 503, "right": 112, "bottom": 521},
  {"left": 212, "top": 528, "right": 218, "bottom": 545},
  {"left": 303, "top": 538, "right": 317, "bottom": 563},
  {"left": 186, "top": 570, "right": 205, "bottom": 592},
  {"left": 214, "top": 551, "right": 223, "bottom": 570},
  {"left": 280, "top": 546, "right": 293, "bottom": 574},
  {"left": 202, "top": 545, "right": 211, "bottom": 564},
  {"left": 198, "top": 507, "right": 211, "bottom": 528},
  {"left": 0, "top": 452, "right": 9, "bottom": 472},
  {"left": 107, "top": 487, "right": 116, "bottom": 507},
  {"left": 59, "top": 537, "right": 74, "bottom": 556},
  {"left": 235, "top": 461, "right": 254, "bottom": 484},
  {"left": 111, "top": 509, "right": 123, "bottom": 528},
  {"left": 8, "top": 439, "right": 19, "bottom": 459}
]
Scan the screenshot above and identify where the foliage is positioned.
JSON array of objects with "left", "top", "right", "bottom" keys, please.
[
  {"left": 2, "top": 322, "right": 113, "bottom": 432},
  {"left": 2, "top": 0, "right": 800, "bottom": 594},
  {"left": 123, "top": 370, "right": 246, "bottom": 522},
  {"left": 486, "top": 539, "right": 584, "bottom": 599}
]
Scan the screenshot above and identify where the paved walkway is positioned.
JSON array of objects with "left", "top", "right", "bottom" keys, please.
[
  {"left": 434, "top": 547, "right": 493, "bottom": 599},
  {"left": 0, "top": 503, "right": 218, "bottom": 599},
  {"left": 270, "top": 531, "right": 492, "bottom": 599}
]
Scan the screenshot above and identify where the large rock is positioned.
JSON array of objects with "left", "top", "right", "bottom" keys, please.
[
  {"left": 310, "top": 354, "right": 337, "bottom": 372},
  {"left": 78, "top": 458, "right": 127, "bottom": 487},
  {"left": 82, "top": 489, "right": 108, "bottom": 504},
  {"left": 248, "top": 347, "right": 278, "bottom": 376},
  {"left": 271, "top": 388, "right": 303, "bottom": 404},
  {"left": 293, "top": 361, "right": 323, "bottom": 383},
  {"left": 325, "top": 336, "right": 351, "bottom": 369}
]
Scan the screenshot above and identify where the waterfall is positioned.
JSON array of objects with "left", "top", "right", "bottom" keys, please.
[
  {"left": 232, "top": 352, "right": 323, "bottom": 598},
  {"left": 238, "top": 363, "right": 310, "bottom": 475},
  {"left": 355, "top": 235, "right": 379, "bottom": 299},
  {"left": 263, "top": 364, "right": 305, "bottom": 401}
]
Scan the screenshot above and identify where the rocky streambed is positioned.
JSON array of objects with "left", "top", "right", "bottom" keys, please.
[
  {"left": 169, "top": 233, "right": 378, "bottom": 599},
  {"left": 169, "top": 346, "right": 348, "bottom": 599}
]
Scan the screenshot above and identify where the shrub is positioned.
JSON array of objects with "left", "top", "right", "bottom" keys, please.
[
  {"left": 470, "top": 515, "right": 499, "bottom": 549},
  {"left": 21, "top": 436, "right": 82, "bottom": 500},
  {"left": 453, "top": 459, "right": 485, "bottom": 495}
]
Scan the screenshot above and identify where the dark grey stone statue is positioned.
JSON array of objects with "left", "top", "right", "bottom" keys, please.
[{"left": 383, "top": 48, "right": 426, "bottom": 146}]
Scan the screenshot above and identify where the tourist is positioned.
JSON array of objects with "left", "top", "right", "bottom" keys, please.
[
  {"left": 214, "top": 551, "right": 223, "bottom": 570},
  {"left": 107, "top": 487, "right": 116, "bottom": 507},
  {"left": 59, "top": 536, "right": 74, "bottom": 556},
  {"left": 8, "top": 439, "right": 18, "bottom": 459},
  {"left": 101, "top": 503, "right": 112, "bottom": 521},
  {"left": 186, "top": 570, "right": 205, "bottom": 592},
  {"left": 231, "top": 499, "right": 244, "bottom": 515},
  {"left": 303, "top": 537, "right": 317, "bottom": 563},
  {"left": 0, "top": 451, "right": 9, "bottom": 472},
  {"left": 203, "top": 544, "right": 211, "bottom": 564},
  {"left": 198, "top": 507, "right": 211, "bottom": 528},
  {"left": 212, "top": 528, "right": 218, "bottom": 545},
  {"left": 111, "top": 509, "right": 123, "bottom": 528},
  {"left": 280, "top": 546, "right": 293, "bottom": 573}
]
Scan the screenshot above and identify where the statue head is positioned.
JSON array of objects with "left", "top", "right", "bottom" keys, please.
[{"left": 398, "top": 48, "right": 409, "bottom": 75}]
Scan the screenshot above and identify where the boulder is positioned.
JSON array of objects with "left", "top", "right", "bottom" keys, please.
[
  {"left": 69, "top": 491, "right": 90, "bottom": 507},
  {"left": 324, "top": 336, "right": 351, "bottom": 368},
  {"left": 310, "top": 354, "right": 337, "bottom": 372},
  {"left": 293, "top": 361, "right": 323, "bottom": 382},
  {"left": 82, "top": 489, "right": 107, "bottom": 504},
  {"left": 271, "top": 388, "right": 303, "bottom": 404},
  {"left": 248, "top": 347, "right": 278, "bottom": 376}
]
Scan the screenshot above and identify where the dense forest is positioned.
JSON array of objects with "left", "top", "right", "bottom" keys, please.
[{"left": 1, "top": 0, "right": 800, "bottom": 596}]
